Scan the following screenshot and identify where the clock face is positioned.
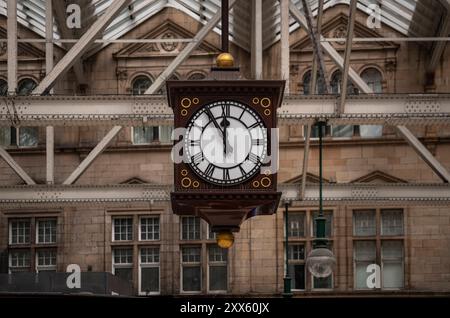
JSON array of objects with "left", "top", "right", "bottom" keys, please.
[{"left": 184, "top": 100, "right": 267, "bottom": 186}]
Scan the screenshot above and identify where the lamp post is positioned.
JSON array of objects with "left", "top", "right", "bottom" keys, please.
[
  {"left": 283, "top": 201, "right": 293, "bottom": 297},
  {"left": 306, "top": 121, "right": 336, "bottom": 278}
]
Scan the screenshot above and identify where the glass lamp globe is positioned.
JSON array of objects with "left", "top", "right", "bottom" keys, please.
[
  {"left": 306, "top": 248, "right": 336, "bottom": 278},
  {"left": 216, "top": 231, "right": 234, "bottom": 249}
]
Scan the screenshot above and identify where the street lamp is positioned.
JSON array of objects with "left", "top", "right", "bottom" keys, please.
[
  {"left": 306, "top": 121, "right": 336, "bottom": 278},
  {"left": 283, "top": 201, "right": 293, "bottom": 297}
]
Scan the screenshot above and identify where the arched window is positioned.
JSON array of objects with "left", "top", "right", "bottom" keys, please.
[
  {"left": 360, "top": 68, "right": 384, "bottom": 138},
  {"left": 132, "top": 76, "right": 152, "bottom": 95},
  {"left": 17, "top": 78, "right": 37, "bottom": 95},
  {"left": 361, "top": 68, "right": 383, "bottom": 93},
  {"left": 188, "top": 72, "right": 206, "bottom": 80},
  {"left": 302, "top": 70, "right": 327, "bottom": 95},
  {"left": 330, "top": 71, "right": 358, "bottom": 95},
  {"left": 0, "top": 79, "right": 7, "bottom": 96}
]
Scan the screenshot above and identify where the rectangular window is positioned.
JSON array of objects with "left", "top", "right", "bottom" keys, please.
[
  {"left": 288, "top": 212, "right": 305, "bottom": 238},
  {"left": 9, "top": 219, "right": 31, "bottom": 245},
  {"left": 353, "top": 210, "right": 376, "bottom": 236},
  {"left": 288, "top": 244, "right": 305, "bottom": 290},
  {"left": 9, "top": 250, "right": 31, "bottom": 272},
  {"left": 140, "top": 247, "right": 160, "bottom": 294},
  {"left": 181, "top": 216, "right": 201, "bottom": 240},
  {"left": 0, "top": 127, "right": 11, "bottom": 146},
  {"left": 18, "top": 127, "right": 38, "bottom": 147},
  {"left": 113, "top": 217, "right": 133, "bottom": 241},
  {"left": 208, "top": 245, "right": 227, "bottom": 292},
  {"left": 207, "top": 223, "right": 217, "bottom": 240},
  {"left": 112, "top": 248, "right": 133, "bottom": 284},
  {"left": 381, "top": 241, "right": 404, "bottom": 289},
  {"left": 354, "top": 240, "right": 376, "bottom": 290},
  {"left": 36, "top": 249, "right": 57, "bottom": 272},
  {"left": 36, "top": 219, "right": 57, "bottom": 244},
  {"left": 133, "top": 126, "right": 173, "bottom": 144},
  {"left": 331, "top": 125, "right": 354, "bottom": 138},
  {"left": 381, "top": 209, "right": 404, "bottom": 236},
  {"left": 181, "top": 246, "right": 201, "bottom": 292},
  {"left": 140, "top": 216, "right": 160, "bottom": 241},
  {"left": 311, "top": 211, "right": 333, "bottom": 237}
]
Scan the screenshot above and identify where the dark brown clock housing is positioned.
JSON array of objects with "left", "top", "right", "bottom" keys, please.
[{"left": 167, "top": 80, "right": 285, "bottom": 233}]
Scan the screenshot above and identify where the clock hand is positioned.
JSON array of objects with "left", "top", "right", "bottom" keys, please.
[
  {"left": 220, "top": 106, "right": 233, "bottom": 154},
  {"left": 205, "top": 106, "right": 223, "bottom": 136}
]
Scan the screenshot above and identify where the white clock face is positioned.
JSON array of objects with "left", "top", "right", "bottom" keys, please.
[{"left": 184, "top": 100, "right": 267, "bottom": 186}]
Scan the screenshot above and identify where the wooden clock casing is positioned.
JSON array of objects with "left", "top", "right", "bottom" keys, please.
[{"left": 167, "top": 80, "right": 285, "bottom": 232}]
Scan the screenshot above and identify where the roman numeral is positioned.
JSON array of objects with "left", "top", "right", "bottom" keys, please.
[
  {"left": 205, "top": 164, "right": 215, "bottom": 177},
  {"left": 223, "top": 168, "right": 230, "bottom": 181},
  {"left": 190, "top": 140, "right": 200, "bottom": 146},
  {"left": 247, "top": 153, "right": 260, "bottom": 164},
  {"left": 221, "top": 104, "right": 230, "bottom": 117},
  {"left": 248, "top": 122, "right": 260, "bottom": 129},
  {"left": 239, "top": 165, "right": 246, "bottom": 176},
  {"left": 252, "top": 139, "right": 262, "bottom": 146},
  {"left": 191, "top": 152, "right": 203, "bottom": 164}
]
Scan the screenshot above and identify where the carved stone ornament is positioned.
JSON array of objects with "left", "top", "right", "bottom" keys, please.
[
  {"left": 160, "top": 32, "right": 179, "bottom": 52},
  {"left": 332, "top": 26, "right": 347, "bottom": 45}
]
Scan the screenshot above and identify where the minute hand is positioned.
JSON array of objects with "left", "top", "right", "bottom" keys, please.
[{"left": 205, "top": 107, "right": 223, "bottom": 136}]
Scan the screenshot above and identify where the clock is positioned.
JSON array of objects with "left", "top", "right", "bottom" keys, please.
[
  {"left": 167, "top": 80, "right": 285, "bottom": 233},
  {"left": 184, "top": 100, "right": 267, "bottom": 186}
]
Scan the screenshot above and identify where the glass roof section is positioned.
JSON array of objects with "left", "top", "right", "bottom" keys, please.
[{"left": 0, "top": 0, "right": 448, "bottom": 52}]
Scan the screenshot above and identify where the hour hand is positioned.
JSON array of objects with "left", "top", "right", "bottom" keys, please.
[{"left": 205, "top": 107, "right": 223, "bottom": 135}]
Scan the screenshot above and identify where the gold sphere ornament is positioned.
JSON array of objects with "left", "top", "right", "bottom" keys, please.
[
  {"left": 216, "top": 231, "right": 235, "bottom": 249},
  {"left": 216, "top": 52, "right": 235, "bottom": 68}
]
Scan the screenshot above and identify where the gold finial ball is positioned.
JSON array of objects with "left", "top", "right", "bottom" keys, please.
[
  {"left": 216, "top": 231, "right": 235, "bottom": 249},
  {"left": 216, "top": 52, "right": 235, "bottom": 68}
]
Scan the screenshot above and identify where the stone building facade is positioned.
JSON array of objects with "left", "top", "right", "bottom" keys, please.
[{"left": 0, "top": 5, "right": 450, "bottom": 296}]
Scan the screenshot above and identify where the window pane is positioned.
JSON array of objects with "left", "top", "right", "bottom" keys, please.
[
  {"left": 181, "top": 217, "right": 200, "bottom": 240},
  {"left": 0, "top": 127, "right": 11, "bottom": 146},
  {"left": 209, "top": 266, "right": 227, "bottom": 291},
  {"left": 381, "top": 210, "right": 403, "bottom": 236},
  {"left": 0, "top": 79, "right": 7, "bottom": 96},
  {"left": 361, "top": 68, "right": 383, "bottom": 137},
  {"left": 132, "top": 76, "right": 151, "bottom": 95},
  {"left": 288, "top": 244, "right": 305, "bottom": 260},
  {"left": 354, "top": 241, "right": 376, "bottom": 261},
  {"left": 133, "top": 126, "right": 156, "bottom": 144},
  {"left": 113, "top": 218, "right": 133, "bottom": 241},
  {"left": 288, "top": 264, "right": 305, "bottom": 290},
  {"left": 18, "top": 127, "right": 38, "bottom": 147},
  {"left": 182, "top": 266, "right": 201, "bottom": 291},
  {"left": 113, "top": 248, "right": 133, "bottom": 264},
  {"left": 37, "top": 219, "right": 57, "bottom": 244},
  {"left": 182, "top": 246, "right": 201, "bottom": 263},
  {"left": 114, "top": 268, "right": 133, "bottom": 283},
  {"left": 141, "top": 247, "right": 159, "bottom": 264},
  {"left": 382, "top": 262, "right": 404, "bottom": 289},
  {"left": 353, "top": 210, "right": 376, "bottom": 236},
  {"left": 360, "top": 125, "right": 383, "bottom": 138},
  {"left": 140, "top": 217, "right": 159, "bottom": 241},
  {"left": 288, "top": 213, "right": 305, "bottom": 237},
  {"left": 141, "top": 267, "right": 159, "bottom": 293},
  {"left": 17, "top": 79, "right": 37, "bottom": 95},
  {"left": 312, "top": 211, "right": 333, "bottom": 237},
  {"left": 36, "top": 249, "right": 56, "bottom": 267},
  {"left": 313, "top": 275, "right": 333, "bottom": 289},
  {"left": 9, "top": 250, "right": 31, "bottom": 269},
  {"left": 10, "top": 219, "right": 31, "bottom": 244},
  {"left": 355, "top": 262, "right": 372, "bottom": 289},
  {"left": 159, "top": 126, "right": 173, "bottom": 143},
  {"left": 209, "top": 246, "right": 227, "bottom": 262},
  {"left": 332, "top": 125, "right": 354, "bottom": 138}
]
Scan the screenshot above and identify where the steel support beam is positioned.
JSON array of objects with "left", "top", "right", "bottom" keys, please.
[
  {"left": 427, "top": 3, "right": 450, "bottom": 74},
  {"left": 251, "top": 0, "right": 263, "bottom": 80},
  {"left": 3, "top": 94, "right": 450, "bottom": 126},
  {"left": 63, "top": 126, "right": 123, "bottom": 185},
  {"left": 7, "top": 0, "right": 17, "bottom": 94},
  {"left": 52, "top": 0, "right": 87, "bottom": 87},
  {"left": 0, "top": 147, "right": 36, "bottom": 185},
  {"left": 145, "top": 0, "right": 237, "bottom": 94},
  {"left": 339, "top": 0, "right": 357, "bottom": 113},
  {"left": 33, "top": 0, "right": 131, "bottom": 95},
  {"left": 280, "top": 0, "right": 290, "bottom": 93},
  {"left": 289, "top": 1, "right": 450, "bottom": 183},
  {"left": 0, "top": 183, "right": 449, "bottom": 207},
  {"left": 396, "top": 126, "right": 450, "bottom": 182},
  {"left": 300, "top": 124, "right": 311, "bottom": 200},
  {"left": 46, "top": 0, "right": 54, "bottom": 184},
  {"left": 311, "top": 0, "right": 324, "bottom": 95}
]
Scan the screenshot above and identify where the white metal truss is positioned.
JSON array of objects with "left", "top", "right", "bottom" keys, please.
[
  {"left": 0, "top": 183, "right": 449, "bottom": 207},
  {"left": 2, "top": 94, "right": 450, "bottom": 126}
]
